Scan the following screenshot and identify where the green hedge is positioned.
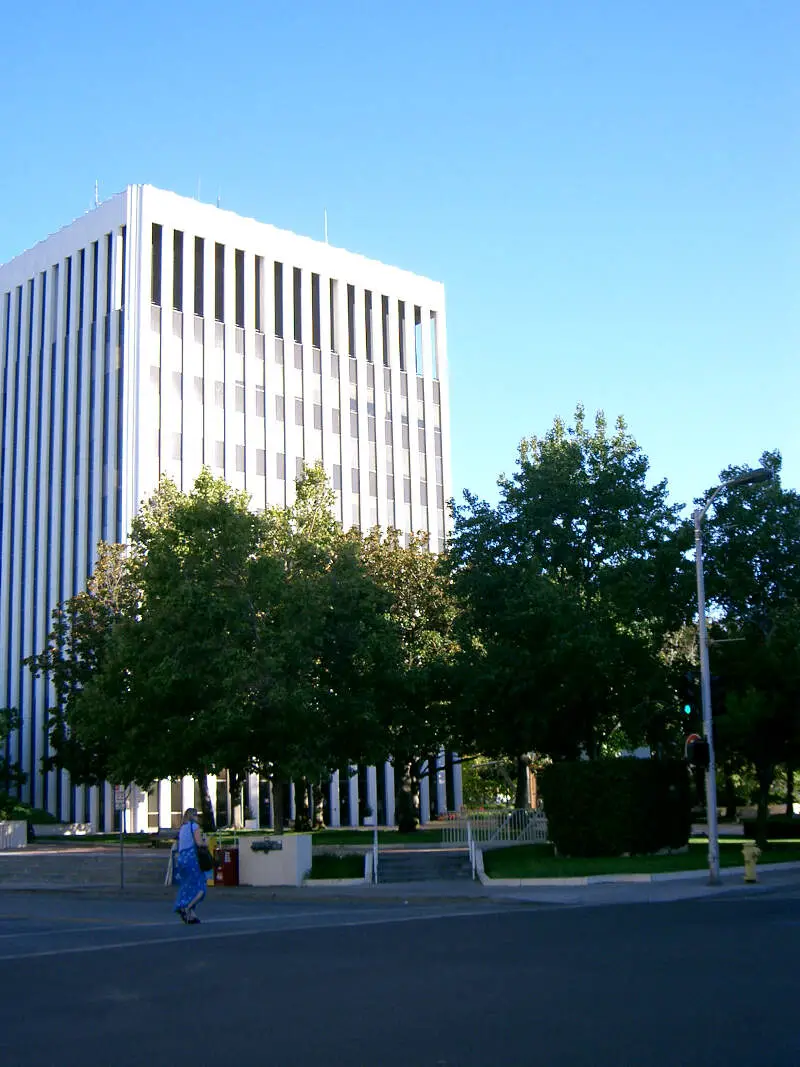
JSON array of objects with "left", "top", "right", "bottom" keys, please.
[
  {"left": 741, "top": 817, "right": 800, "bottom": 840},
  {"left": 539, "top": 758, "right": 692, "bottom": 858},
  {"left": 0, "top": 796, "right": 59, "bottom": 824}
]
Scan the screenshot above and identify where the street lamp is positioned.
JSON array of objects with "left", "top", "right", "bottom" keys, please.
[{"left": 693, "top": 467, "right": 772, "bottom": 884}]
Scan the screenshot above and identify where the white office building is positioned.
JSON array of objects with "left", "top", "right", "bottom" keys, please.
[{"left": 0, "top": 185, "right": 459, "bottom": 830}]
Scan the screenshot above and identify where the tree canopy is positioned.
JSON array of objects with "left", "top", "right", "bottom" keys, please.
[{"left": 448, "top": 407, "right": 693, "bottom": 770}]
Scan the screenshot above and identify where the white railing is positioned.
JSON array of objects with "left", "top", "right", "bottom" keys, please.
[
  {"left": 0, "top": 821, "right": 27, "bottom": 850},
  {"left": 442, "top": 808, "right": 548, "bottom": 848}
]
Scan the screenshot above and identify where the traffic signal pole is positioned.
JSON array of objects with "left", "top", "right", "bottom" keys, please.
[
  {"left": 692, "top": 467, "right": 772, "bottom": 888},
  {"left": 693, "top": 509, "right": 720, "bottom": 885}
]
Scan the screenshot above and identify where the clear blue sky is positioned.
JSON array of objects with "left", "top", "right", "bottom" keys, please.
[{"left": 1, "top": 1, "right": 797, "bottom": 513}]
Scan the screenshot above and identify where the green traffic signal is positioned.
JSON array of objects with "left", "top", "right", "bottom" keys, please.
[{"left": 683, "top": 703, "right": 692, "bottom": 716}]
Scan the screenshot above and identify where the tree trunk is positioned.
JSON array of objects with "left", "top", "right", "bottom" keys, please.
[
  {"left": 395, "top": 761, "right": 419, "bottom": 833},
  {"left": 197, "top": 773, "right": 216, "bottom": 832},
  {"left": 786, "top": 764, "right": 794, "bottom": 817},
  {"left": 271, "top": 778, "right": 286, "bottom": 833},
  {"left": 754, "top": 763, "right": 774, "bottom": 849},
  {"left": 515, "top": 754, "right": 532, "bottom": 810}
]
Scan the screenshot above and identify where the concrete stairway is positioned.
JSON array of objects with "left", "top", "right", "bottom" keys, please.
[
  {"left": 377, "top": 847, "right": 472, "bottom": 884},
  {"left": 0, "top": 847, "right": 169, "bottom": 887}
]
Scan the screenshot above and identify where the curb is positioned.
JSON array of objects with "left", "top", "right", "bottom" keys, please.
[{"left": 479, "top": 860, "right": 800, "bottom": 887}]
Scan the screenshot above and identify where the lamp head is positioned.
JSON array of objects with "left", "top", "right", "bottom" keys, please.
[{"left": 723, "top": 468, "right": 772, "bottom": 490}]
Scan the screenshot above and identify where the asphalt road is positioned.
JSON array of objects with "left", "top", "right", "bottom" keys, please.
[{"left": 0, "top": 887, "right": 797, "bottom": 1066}]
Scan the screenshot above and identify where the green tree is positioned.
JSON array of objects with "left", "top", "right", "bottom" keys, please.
[
  {"left": 703, "top": 452, "right": 800, "bottom": 845},
  {"left": 243, "top": 465, "right": 402, "bottom": 829},
  {"left": 26, "top": 542, "right": 136, "bottom": 786},
  {"left": 0, "top": 708, "right": 26, "bottom": 803},
  {"left": 29, "top": 472, "right": 265, "bottom": 826},
  {"left": 358, "top": 528, "right": 459, "bottom": 830},
  {"left": 448, "top": 407, "right": 692, "bottom": 794}
]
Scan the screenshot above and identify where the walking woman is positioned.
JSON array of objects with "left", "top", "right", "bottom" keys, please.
[{"left": 173, "top": 808, "right": 208, "bottom": 924}]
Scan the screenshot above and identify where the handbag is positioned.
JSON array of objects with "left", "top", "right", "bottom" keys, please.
[{"left": 196, "top": 843, "right": 215, "bottom": 871}]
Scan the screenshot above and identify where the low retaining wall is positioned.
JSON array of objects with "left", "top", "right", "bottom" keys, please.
[
  {"left": 31, "top": 823, "right": 93, "bottom": 837},
  {"left": 0, "top": 821, "right": 27, "bottom": 850}
]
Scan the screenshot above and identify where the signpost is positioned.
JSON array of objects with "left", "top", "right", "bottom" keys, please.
[{"left": 114, "top": 786, "right": 127, "bottom": 890}]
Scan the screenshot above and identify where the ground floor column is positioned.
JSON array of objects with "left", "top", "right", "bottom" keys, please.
[{"left": 329, "top": 770, "right": 341, "bottom": 827}]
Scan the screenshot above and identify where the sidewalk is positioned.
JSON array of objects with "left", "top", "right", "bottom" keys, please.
[{"left": 1, "top": 861, "right": 799, "bottom": 906}]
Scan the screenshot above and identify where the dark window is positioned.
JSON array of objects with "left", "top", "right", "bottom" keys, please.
[
  {"left": 330, "top": 279, "right": 337, "bottom": 351},
  {"left": 120, "top": 225, "right": 127, "bottom": 314},
  {"left": 347, "top": 284, "right": 355, "bottom": 356},
  {"left": 293, "top": 267, "right": 302, "bottom": 343},
  {"left": 65, "top": 256, "right": 72, "bottom": 335},
  {"left": 311, "top": 273, "right": 320, "bottom": 348},
  {"left": 105, "top": 232, "right": 113, "bottom": 313},
  {"left": 398, "top": 300, "right": 406, "bottom": 370},
  {"left": 214, "top": 243, "right": 224, "bottom": 321},
  {"left": 381, "top": 295, "right": 390, "bottom": 365},
  {"left": 414, "top": 305, "right": 423, "bottom": 374},
  {"left": 91, "top": 241, "right": 99, "bottom": 322},
  {"left": 173, "top": 231, "right": 184, "bottom": 311},
  {"left": 235, "top": 248, "right": 244, "bottom": 327},
  {"left": 274, "top": 262, "right": 283, "bottom": 337},
  {"left": 78, "top": 248, "right": 86, "bottom": 330},
  {"left": 364, "top": 290, "right": 373, "bottom": 362},
  {"left": 194, "top": 237, "right": 204, "bottom": 317},
  {"left": 151, "top": 224, "right": 162, "bottom": 306},
  {"left": 254, "top": 256, "right": 263, "bottom": 332}
]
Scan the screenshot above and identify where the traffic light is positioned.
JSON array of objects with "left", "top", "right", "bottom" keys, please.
[
  {"left": 677, "top": 671, "right": 700, "bottom": 724},
  {"left": 685, "top": 734, "right": 710, "bottom": 769}
]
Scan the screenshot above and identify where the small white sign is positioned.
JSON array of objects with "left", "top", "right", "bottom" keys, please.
[{"left": 114, "top": 786, "right": 126, "bottom": 811}]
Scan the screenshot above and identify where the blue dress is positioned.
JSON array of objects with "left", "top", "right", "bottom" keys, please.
[{"left": 173, "top": 821, "right": 208, "bottom": 912}]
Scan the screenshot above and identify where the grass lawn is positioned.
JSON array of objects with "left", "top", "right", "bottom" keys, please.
[
  {"left": 307, "top": 853, "right": 365, "bottom": 879},
  {"left": 483, "top": 839, "right": 800, "bottom": 879}
]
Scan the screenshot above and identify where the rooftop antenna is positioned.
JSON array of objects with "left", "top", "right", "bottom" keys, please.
[
  {"left": 94, "top": 180, "right": 99, "bottom": 208},
  {"left": 217, "top": 188, "right": 221, "bottom": 209},
  {"left": 324, "top": 209, "right": 329, "bottom": 244}
]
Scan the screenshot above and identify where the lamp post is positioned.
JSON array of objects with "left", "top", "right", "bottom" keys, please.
[{"left": 693, "top": 467, "right": 772, "bottom": 885}]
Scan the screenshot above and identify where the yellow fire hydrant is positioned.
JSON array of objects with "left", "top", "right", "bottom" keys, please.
[{"left": 742, "top": 842, "right": 761, "bottom": 883}]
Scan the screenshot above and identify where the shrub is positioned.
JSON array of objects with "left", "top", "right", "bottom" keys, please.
[
  {"left": 308, "top": 854, "right": 364, "bottom": 879},
  {"left": 0, "top": 796, "right": 59, "bottom": 823},
  {"left": 741, "top": 816, "right": 800, "bottom": 840},
  {"left": 538, "top": 758, "right": 692, "bottom": 858}
]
